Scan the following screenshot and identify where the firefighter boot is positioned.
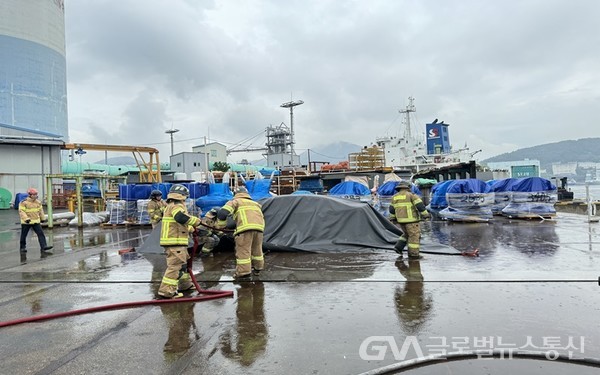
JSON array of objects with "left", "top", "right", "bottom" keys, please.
[{"left": 394, "top": 240, "right": 407, "bottom": 256}]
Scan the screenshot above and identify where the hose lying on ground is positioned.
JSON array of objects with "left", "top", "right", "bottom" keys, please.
[{"left": 0, "top": 231, "right": 233, "bottom": 329}]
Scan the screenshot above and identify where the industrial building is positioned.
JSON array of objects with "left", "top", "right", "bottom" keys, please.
[{"left": 0, "top": 0, "right": 68, "bottom": 203}]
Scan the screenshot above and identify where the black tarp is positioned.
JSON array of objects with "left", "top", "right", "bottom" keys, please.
[
  {"left": 138, "top": 195, "right": 461, "bottom": 255},
  {"left": 261, "top": 195, "right": 402, "bottom": 252}
]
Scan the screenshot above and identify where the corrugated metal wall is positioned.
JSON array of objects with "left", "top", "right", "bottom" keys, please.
[
  {"left": 0, "top": 144, "right": 62, "bottom": 199},
  {"left": 0, "top": 0, "right": 68, "bottom": 138}
]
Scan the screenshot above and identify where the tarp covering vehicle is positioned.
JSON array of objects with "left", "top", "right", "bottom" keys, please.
[{"left": 261, "top": 195, "right": 401, "bottom": 252}]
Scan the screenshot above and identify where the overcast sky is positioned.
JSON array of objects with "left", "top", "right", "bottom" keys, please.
[{"left": 64, "top": 0, "right": 600, "bottom": 163}]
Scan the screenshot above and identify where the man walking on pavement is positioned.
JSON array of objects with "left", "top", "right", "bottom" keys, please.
[
  {"left": 19, "top": 188, "right": 53, "bottom": 254},
  {"left": 389, "top": 181, "right": 429, "bottom": 259},
  {"left": 217, "top": 186, "right": 265, "bottom": 280},
  {"left": 157, "top": 184, "right": 201, "bottom": 299}
]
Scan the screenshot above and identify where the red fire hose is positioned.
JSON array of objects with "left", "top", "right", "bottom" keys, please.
[{"left": 0, "top": 230, "right": 233, "bottom": 329}]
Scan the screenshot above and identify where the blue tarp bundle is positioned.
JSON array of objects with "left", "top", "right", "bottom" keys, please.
[
  {"left": 329, "top": 181, "right": 372, "bottom": 204},
  {"left": 489, "top": 178, "right": 519, "bottom": 215},
  {"left": 439, "top": 179, "right": 494, "bottom": 222},
  {"left": 428, "top": 180, "right": 456, "bottom": 210},
  {"left": 195, "top": 183, "right": 234, "bottom": 214},
  {"left": 119, "top": 182, "right": 209, "bottom": 201},
  {"left": 329, "top": 181, "right": 371, "bottom": 196},
  {"left": 376, "top": 181, "right": 421, "bottom": 197},
  {"left": 245, "top": 179, "right": 273, "bottom": 201},
  {"left": 502, "top": 177, "right": 557, "bottom": 218}
]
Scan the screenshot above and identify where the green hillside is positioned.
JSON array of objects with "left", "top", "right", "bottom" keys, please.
[{"left": 482, "top": 138, "right": 600, "bottom": 170}]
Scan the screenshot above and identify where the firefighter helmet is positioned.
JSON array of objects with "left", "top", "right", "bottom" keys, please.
[
  {"left": 167, "top": 184, "right": 189, "bottom": 200},
  {"left": 27, "top": 188, "right": 39, "bottom": 195},
  {"left": 234, "top": 186, "right": 248, "bottom": 194},
  {"left": 150, "top": 189, "right": 163, "bottom": 199},
  {"left": 394, "top": 181, "right": 411, "bottom": 190},
  {"left": 205, "top": 208, "right": 218, "bottom": 218}
]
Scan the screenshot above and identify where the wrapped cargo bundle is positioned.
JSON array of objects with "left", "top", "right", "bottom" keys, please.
[
  {"left": 489, "top": 178, "right": 519, "bottom": 215},
  {"left": 501, "top": 177, "right": 557, "bottom": 219},
  {"left": 439, "top": 179, "right": 494, "bottom": 222}
]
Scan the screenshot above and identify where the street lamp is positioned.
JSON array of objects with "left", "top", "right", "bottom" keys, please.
[
  {"left": 165, "top": 128, "right": 180, "bottom": 156},
  {"left": 280, "top": 99, "right": 303, "bottom": 158}
]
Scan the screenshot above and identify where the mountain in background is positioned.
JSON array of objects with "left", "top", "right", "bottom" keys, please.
[{"left": 481, "top": 137, "right": 600, "bottom": 177}]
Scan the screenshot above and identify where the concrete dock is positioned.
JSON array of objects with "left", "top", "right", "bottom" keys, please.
[{"left": 0, "top": 209, "right": 598, "bottom": 374}]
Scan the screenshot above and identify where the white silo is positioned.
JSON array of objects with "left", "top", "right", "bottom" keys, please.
[{"left": 0, "top": 0, "right": 68, "bottom": 139}]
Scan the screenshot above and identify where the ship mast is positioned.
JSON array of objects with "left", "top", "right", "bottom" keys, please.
[{"left": 399, "top": 96, "right": 416, "bottom": 141}]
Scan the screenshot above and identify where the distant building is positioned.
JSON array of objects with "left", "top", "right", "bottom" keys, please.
[
  {"left": 486, "top": 160, "right": 540, "bottom": 178},
  {"left": 552, "top": 162, "right": 578, "bottom": 176},
  {"left": 0, "top": 124, "right": 63, "bottom": 199},
  {"left": 192, "top": 142, "right": 227, "bottom": 164},
  {"left": 169, "top": 152, "right": 209, "bottom": 179}
]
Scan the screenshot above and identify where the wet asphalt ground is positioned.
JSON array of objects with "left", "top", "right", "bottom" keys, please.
[{"left": 0, "top": 209, "right": 598, "bottom": 375}]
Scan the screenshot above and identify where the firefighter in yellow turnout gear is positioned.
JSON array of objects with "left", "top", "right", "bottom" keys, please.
[
  {"left": 197, "top": 208, "right": 222, "bottom": 257},
  {"left": 147, "top": 189, "right": 167, "bottom": 228},
  {"left": 389, "top": 181, "right": 430, "bottom": 259},
  {"left": 217, "top": 186, "right": 265, "bottom": 279},
  {"left": 19, "top": 188, "right": 53, "bottom": 253},
  {"left": 157, "top": 184, "right": 201, "bottom": 299}
]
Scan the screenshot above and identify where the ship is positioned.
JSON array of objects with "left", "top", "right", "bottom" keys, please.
[{"left": 374, "top": 97, "right": 479, "bottom": 173}]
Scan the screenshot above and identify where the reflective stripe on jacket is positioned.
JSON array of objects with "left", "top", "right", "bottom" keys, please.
[
  {"left": 160, "top": 202, "right": 200, "bottom": 246},
  {"left": 220, "top": 193, "right": 265, "bottom": 235},
  {"left": 19, "top": 198, "right": 45, "bottom": 224},
  {"left": 390, "top": 192, "right": 423, "bottom": 223}
]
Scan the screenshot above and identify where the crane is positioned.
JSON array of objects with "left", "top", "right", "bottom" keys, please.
[{"left": 62, "top": 143, "right": 162, "bottom": 182}]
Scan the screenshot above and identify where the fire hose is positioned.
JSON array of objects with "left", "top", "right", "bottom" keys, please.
[{"left": 0, "top": 230, "right": 233, "bottom": 329}]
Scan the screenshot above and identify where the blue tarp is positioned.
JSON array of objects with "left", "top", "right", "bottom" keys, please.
[
  {"left": 446, "top": 179, "right": 492, "bottom": 194},
  {"left": 490, "top": 178, "right": 519, "bottom": 192},
  {"left": 490, "top": 178, "right": 519, "bottom": 214},
  {"left": 329, "top": 181, "right": 371, "bottom": 196},
  {"left": 429, "top": 180, "right": 456, "bottom": 209},
  {"left": 195, "top": 183, "right": 234, "bottom": 214},
  {"left": 377, "top": 181, "right": 421, "bottom": 197},
  {"left": 245, "top": 179, "right": 273, "bottom": 201},
  {"left": 509, "top": 177, "right": 556, "bottom": 192}
]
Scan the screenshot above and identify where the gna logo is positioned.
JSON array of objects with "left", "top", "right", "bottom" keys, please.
[{"left": 428, "top": 128, "right": 440, "bottom": 139}]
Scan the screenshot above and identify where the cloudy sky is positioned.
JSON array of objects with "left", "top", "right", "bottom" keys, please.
[{"left": 64, "top": 0, "right": 600, "bottom": 163}]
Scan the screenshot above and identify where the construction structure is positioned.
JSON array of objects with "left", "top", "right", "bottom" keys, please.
[
  {"left": 348, "top": 146, "right": 386, "bottom": 171},
  {"left": 264, "top": 123, "right": 300, "bottom": 168},
  {"left": 62, "top": 143, "right": 162, "bottom": 183}
]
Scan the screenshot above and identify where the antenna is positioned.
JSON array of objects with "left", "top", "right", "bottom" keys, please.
[{"left": 399, "top": 96, "right": 416, "bottom": 141}]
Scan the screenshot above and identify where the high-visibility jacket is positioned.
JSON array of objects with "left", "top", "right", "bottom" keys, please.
[
  {"left": 217, "top": 193, "right": 265, "bottom": 236},
  {"left": 147, "top": 199, "right": 167, "bottom": 225},
  {"left": 389, "top": 191, "right": 427, "bottom": 223},
  {"left": 160, "top": 201, "right": 200, "bottom": 246},
  {"left": 19, "top": 197, "right": 45, "bottom": 224}
]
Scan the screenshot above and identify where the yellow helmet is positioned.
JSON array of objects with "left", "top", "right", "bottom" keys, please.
[{"left": 167, "top": 184, "right": 189, "bottom": 200}]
